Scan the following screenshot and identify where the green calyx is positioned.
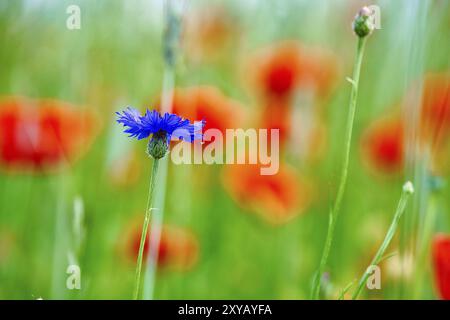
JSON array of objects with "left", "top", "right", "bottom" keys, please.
[{"left": 147, "top": 130, "right": 169, "bottom": 159}]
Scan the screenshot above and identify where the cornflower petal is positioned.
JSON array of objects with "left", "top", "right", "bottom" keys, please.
[{"left": 116, "top": 107, "right": 205, "bottom": 145}]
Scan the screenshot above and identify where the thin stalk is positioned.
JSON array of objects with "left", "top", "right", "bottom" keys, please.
[
  {"left": 51, "top": 173, "right": 69, "bottom": 299},
  {"left": 133, "top": 159, "right": 160, "bottom": 300},
  {"left": 142, "top": 0, "right": 183, "bottom": 300},
  {"left": 142, "top": 155, "right": 169, "bottom": 299},
  {"left": 338, "top": 280, "right": 356, "bottom": 300},
  {"left": 311, "top": 37, "right": 367, "bottom": 300},
  {"left": 142, "top": 69, "right": 175, "bottom": 301},
  {"left": 352, "top": 182, "right": 414, "bottom": 300}
]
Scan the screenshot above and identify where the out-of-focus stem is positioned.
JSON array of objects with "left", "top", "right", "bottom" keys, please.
[
  {"left": 160, "top": 68, "right": 175, "bottom": 114},
  {"left": 142, "top": 0, "right": 183, "bottom": 300},
  {"left": 51, "top": 174, "right": 69, "bottom": 299},
  {"left": 413, "top": 175, "right": 443, "bottom": 298},
  {"left": 142, "top": 71, "right": 174, "bottom": 302}
]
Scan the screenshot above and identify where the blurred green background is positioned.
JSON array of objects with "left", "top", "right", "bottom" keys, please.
[{"left": 0, "top": 0, "right": 449, "bottom": 300}]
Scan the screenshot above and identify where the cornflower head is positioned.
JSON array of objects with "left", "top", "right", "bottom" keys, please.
[
  {"left": 116, "top": 106, "right": 204, "bottom": 299},
  {"left": 352, "top": 6, "right": 375, "bottom": 38},
  {"left": 116, "top": 107, "right": 205, "bottom": 159}
]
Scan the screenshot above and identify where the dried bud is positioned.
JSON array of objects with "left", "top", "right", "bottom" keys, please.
[{"left": 352, "top": 6, "right": 375, "bottom": 38}]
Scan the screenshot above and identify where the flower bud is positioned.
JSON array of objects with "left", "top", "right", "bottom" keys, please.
[
  {"left": 147, "top": 131, "right": 169, "bottom": 159},
  {"left": 352, "top": 6, "right": 375, "bottom": 38},
  {"left": 403, "top": 181, "right": 414, "bottom": 195}
]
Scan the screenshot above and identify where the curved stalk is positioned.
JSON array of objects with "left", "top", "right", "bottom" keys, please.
[
  {"left": 352, "top": 181, "right": 414, "bottom": 300},
  {"left": 311, "top": 37, "right": 367, "bottom": 299}
]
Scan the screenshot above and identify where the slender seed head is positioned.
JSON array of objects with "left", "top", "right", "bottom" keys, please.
[
  {"left": 352, "top": 6, "right": 375, "bottom": 38},
  {"left": 163, "top": 1, "right": 183, "bottom": 67},
  {"left": 147, "top": 131, "right": 169, "bottom": 159}
]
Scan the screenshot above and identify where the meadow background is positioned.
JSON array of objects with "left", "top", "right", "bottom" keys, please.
[{"left": 0, "top": 0, "right": 449, "bottom": 300}]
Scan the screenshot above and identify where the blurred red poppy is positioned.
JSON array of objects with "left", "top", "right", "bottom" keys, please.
[
  {"left": 420, "top": 73, "right": 450, "bottom": 149},
  {"left": 361, "top": 116, "right": 404, "bottom": 174},
  {"left": 222, "top": 163, "right": 311, "bottom": 225},
  {"left": 246, "top": 41, "right": 338, "bottom": 101},
  {"left": 183, "top": 4, "right": 239, "bottom": 62},
  {"left": 259, "top": 100, "right": 292, "bottom": 147},
  {"left": 0, "top": 97, "right": 97, "bottom": 173},
  {"left": 362, "top": 73, "right": 450, "bottom": 175},
  {"left": 124, "top": 220, "right": 199, "bottom": 271},
  {"left": 160, "top": 86, "right": 244, "bottom": 138},
  {"left": 254, "top": 42, "right": 301, "bottom": 99},
  {"left": 432, "top": 234, "right": 450, "bottom": 300},
  {"left": 299, "top": 46, "right": 339, "bottom": 97},
  {"left": 260, "top": 99, "right": 327, "bottom": 159}
]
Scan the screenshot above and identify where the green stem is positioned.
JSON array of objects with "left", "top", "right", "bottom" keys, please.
[
  {"left": 352, "top": 182, "right": 414, "bottom": 300},
  {"left": 338, "top": 280, "right": 356, "bottom": 300},
  {"left": 133, "top": 159, "right": 160, "bottom": 300},
  {"left": 311, "top": 37, "right": 367, "bottom": 300}
]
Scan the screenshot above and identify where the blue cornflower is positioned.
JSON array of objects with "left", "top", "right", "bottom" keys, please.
[{"left": 116, "top": 107, "right": 205, "bottom": 159}]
